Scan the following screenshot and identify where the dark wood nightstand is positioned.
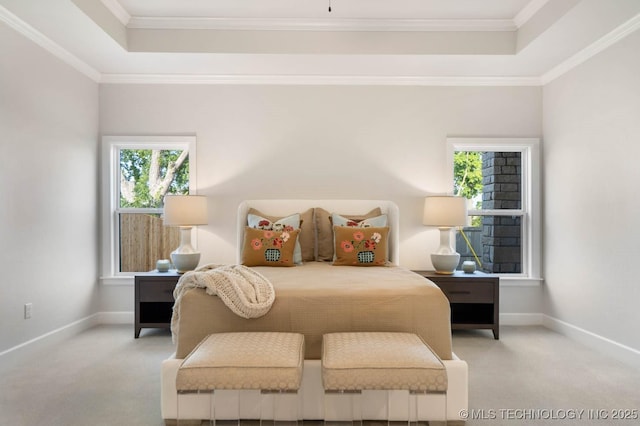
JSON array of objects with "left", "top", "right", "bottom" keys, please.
[
  {"left": 134, "top": 271, "right": 181, "bottom": 338},
  {"left": 413, "top": 270, "right": 500, "bottom": 339}
]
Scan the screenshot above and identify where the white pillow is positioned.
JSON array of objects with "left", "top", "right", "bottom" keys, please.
[{"left": 331, "top": 213, "right": 388, "bottom": 228}]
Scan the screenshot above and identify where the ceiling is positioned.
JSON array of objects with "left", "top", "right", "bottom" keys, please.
[
  {"left": 116, "top": 0, "right": 533, "bottom": 20},
  {"left": 1, "top": 0, "right": 640, "bottom": 85}
]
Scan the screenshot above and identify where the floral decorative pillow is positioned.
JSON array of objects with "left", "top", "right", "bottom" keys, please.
[
  {"left": 333, "top": 226, "right": 389, "bottom": 266},
  {"left": 242, "top": 227, "right": 300, "bottom": 267},
  {"left": 247, "top": 213, "right": 303, "bottom": 264},
  {"left": 315, "top": 207, "right": 382, "bottom": 261},
  {"left": 248, "top": 208, "right": 315, "bottom": 262}
]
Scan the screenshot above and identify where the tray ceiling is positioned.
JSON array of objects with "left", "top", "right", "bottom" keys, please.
[{"left": 1, "top": 0, "right": 639, "bottom": 84}]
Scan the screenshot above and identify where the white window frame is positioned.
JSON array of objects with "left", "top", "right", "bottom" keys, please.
[
  {"left": 100, "top": 135, "right": 197, "bottom": 284},
  {"left": 446, "top": 137, "right": 541, "bottom": 284}
]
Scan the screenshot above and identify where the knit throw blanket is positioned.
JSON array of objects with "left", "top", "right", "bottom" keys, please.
[{"left": 171, "top": 264, "right": 275, "bottom": 341}]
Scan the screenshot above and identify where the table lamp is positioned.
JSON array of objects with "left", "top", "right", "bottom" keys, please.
[
  {"left": 423, "top": 196, "right": 468, "bottom": 274},
  {"left": 163, "top": 195, "right": 208, "bottom": 273}
]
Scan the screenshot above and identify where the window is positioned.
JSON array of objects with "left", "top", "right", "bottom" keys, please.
[
  {"left": 447, "top": 138, "right": 540, "bottom": 280},
  {"left": 101, "top": 136, "right": 197, "bottom": 280}
]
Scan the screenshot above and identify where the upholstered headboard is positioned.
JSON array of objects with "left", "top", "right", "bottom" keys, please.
[{"left": 237, "top": 200, "right": 400, "bottom": 265}]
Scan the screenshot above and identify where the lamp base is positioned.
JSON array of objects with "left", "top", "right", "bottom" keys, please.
[
  {"left": 171, "top": 252, "right": 201, "bottom": 273},
  {"left": 431, "top": 253, "right": 460, "bottom": 275}
]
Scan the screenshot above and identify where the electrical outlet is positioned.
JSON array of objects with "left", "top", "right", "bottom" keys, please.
[{"left": 24, "top": 303, "right": 32, "bottom": 319}]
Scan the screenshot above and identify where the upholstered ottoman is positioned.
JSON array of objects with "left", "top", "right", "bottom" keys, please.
[
  {"left": 176, "top": 332, "right": 305, "bottom": 423},
  {"left": 322, "top": 332, "right": 447, "bottom": 422}
]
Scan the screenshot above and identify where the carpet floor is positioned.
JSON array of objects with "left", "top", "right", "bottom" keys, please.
[{"left": 0, "top": 325, "right": 638, "bottom": 425}]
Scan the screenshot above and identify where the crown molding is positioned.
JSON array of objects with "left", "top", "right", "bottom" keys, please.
[
  {"left": 513, "top": 0, "right": 551, "bottom": 28},
  {"left": 127, "top": 17, "right": 516, "bottom": 32},
  {"left": 100, "top": 0, "right": 130, "bottom": 26},
  {"left": 99, "top": 73, "right": 542, "bottom": 86},
  {"left": 541, "top": 12, "right": 640, "bottom": 84},
  {"left": 0, "top": 5, "right": 101, "bottom": 82},
  {"left": 4, "top": 2, "right": 638, "bottom": 89}
]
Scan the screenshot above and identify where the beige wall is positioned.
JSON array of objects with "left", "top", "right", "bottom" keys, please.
[
  {"left": 99, "top": 83, "right": 543, "bottom": 313},
  {"left": 543, "top": 30, "right": 640, "bottom": 354},
  {"left": 0, "top": 22, "right": 99, "bottom": 353}
]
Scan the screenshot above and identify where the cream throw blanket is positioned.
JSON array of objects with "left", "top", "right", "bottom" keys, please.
[{"left": 171, "top": 264, "right": 275, "bottom": 341}]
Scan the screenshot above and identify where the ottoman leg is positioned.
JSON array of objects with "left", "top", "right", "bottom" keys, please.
[
  {"left": 408, "top": 391, "right": 448, "bottom": 426},
  {"left": 177, "top": 390, "right": 215, "bottom": 426},
  {"left": 324, "top": 390, "right": 362, "bottom": 426},
  {"left": 261, "top": 390, "right": 300, "bottom": 426}
]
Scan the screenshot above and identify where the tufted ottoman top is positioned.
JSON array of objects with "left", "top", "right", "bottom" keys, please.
[
  {"left": 176, "top": 332, "right": 304, "bottom": 392},
  {"left": 322, "top": 332, "right": 447, "bottom": 392}
]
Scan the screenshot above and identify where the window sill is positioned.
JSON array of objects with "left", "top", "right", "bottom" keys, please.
[
  {"left": 100, "top": 276, "right": 134, "bottom": 286},
  {"left": 101, "top": 275, "right": 542, "bottom": 287},
  {"left": 499, "top": 276, "right": 544, "bottom": 287}
]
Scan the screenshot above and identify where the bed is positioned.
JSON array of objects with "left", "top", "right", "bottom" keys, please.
[{"left": 161, "top": 199, "right": 468, "bottom": 423}]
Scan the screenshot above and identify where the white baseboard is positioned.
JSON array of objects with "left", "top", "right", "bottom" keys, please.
[
  {"left": 542, "top": 315, "right": 640, "bottom": 369},
  {"left": 500, "top": 312, "right": 543, "bottom": 325},
  {"left": 3, "top": 311, "right": 639, "bottom": 370},
  {"left": 0, "top": 311, "right": 134, "bottom": 363},
  {"left": 93, "top": 311, "right": 134, "bottom": 324},
  {"left": 499, "top": 313, "right": 640, "bottom": 367},
  {"left": 0, "top": 313, "right": 99, "bottom": 363}
]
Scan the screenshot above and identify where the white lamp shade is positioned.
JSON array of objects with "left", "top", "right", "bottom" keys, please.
[
  {"left": 423, "top": 196, "right": 467, "bottom": 227},
  {"left": 163, "top": 195, "right": 208, "bottom": 226}
]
